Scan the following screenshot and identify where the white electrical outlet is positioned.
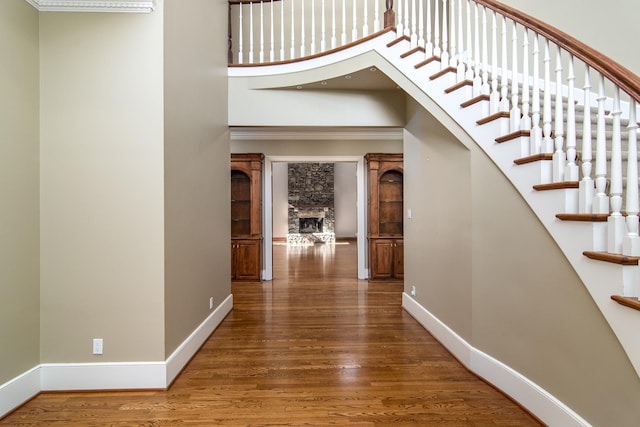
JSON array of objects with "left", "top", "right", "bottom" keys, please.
[
  {"left": 411, "top": 286, "right": 417, "bottom": 297},
  {"left": 209, "top": 297, "right": 214, "bottom": 310},
  {"left": 407, "top": 208, "right": 412, "bottom": 219},
  {"left": 92, "top": 338, "right": 103, "bottom": 355}
]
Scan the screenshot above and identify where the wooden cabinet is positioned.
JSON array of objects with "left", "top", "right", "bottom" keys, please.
[
  {"left": 366, "top": 153, "right": 403, "bottom": 281},
  {"left": 231, "top": 153, "right": 263, "bottom": 282}
]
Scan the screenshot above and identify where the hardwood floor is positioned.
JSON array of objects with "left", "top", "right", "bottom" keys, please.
[{"left": 1, "top": 242, "right": 541, "bottom": 426}]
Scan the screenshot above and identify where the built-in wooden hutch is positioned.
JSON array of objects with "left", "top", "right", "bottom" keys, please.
[
  {"left": 231, "top": 153, "right": 263, "bottom": 281},
  {"left": 366, "top": 153, "right": 404, "bottom": 281}
]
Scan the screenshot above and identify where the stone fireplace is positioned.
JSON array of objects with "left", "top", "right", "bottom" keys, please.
[{"left": 287, "top": 163, "right": 336, "bottom": 244}]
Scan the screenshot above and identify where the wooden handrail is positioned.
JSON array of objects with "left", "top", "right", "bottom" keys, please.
[{"left": 474, "top": 0, "right": 640, "bottom": 103}]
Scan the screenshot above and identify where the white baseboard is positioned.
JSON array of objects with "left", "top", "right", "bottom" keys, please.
[
  {"left": 402, "top": 293, "right": 591, "bottom": 427},
  {"left": 0, "top": 365, "right": 40, "bottom": 418},
  {"left": 41, "top": 361, "right": 166, "bottom": 391},
  {"left": 1, "top": 294, "right": 234, "bottom": 418},
  {"left": 166, "top": 294, "right": 233, "bottom": 385}
]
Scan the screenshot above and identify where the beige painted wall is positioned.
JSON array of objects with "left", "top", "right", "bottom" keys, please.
[
  {"left": 499, "top": 0, "right": 639, "bottom": 74},
  {"left": 163, "top": 0, "right": 231, "bottom": 357},
  {"left": 39, "top": 9, "right": 165, "bottom": 363},
  {"left": 403, "top": 97, "right": 640, "bottom": 426},
  {"left": 0, "top": 0, "right": 40, "bottom": 385}
]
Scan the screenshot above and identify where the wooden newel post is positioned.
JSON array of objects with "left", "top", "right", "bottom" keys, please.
[{"left": 384, "top": 0, "right": 395, "bottom": 28}]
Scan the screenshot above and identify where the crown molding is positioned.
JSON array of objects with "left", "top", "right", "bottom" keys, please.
[
  {"left": 230, "top": 127, "right": 404, "bottom": 141},
  {"left": 25, "top": 0, "right": 155, "bottom": 13}
]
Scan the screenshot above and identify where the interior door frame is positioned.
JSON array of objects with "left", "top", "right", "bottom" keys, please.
[{"left": 263, "top": 155, "right": 367, "bottom": 280}]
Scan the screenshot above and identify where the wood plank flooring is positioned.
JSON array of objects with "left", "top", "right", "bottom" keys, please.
[{"left": 1, "top": 242, "right": 542, "bottom": 426}]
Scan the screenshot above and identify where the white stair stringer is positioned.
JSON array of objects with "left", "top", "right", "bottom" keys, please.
[{"left": 228, "top": 30, "right": 640, "bottom": 382}]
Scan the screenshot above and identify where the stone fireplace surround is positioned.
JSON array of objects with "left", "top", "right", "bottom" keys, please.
[{"left": 287, "top": 163, "right": 336, "bottom": 245}]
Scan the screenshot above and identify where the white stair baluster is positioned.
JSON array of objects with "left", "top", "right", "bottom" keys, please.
[
  {"left": 456, "top": 0, "right": 465, "bottom": 81},
  {"left": 499, "top": 16, "right": 509, "bottom": 113},
  {"left": 521, "top": 29, "right": 531, "bottom": 131},
  {"left": 363, "top": 0, "right": 369, "bottom": 37},
  {"left": 238, "top": 4, "right": 244, "bottom": 64},
  {"left": 578, "top": 68, "right": 594, "bottom": 213},
  {"left": 397, "top": 0, "right": 404, "bottom": 37},
  {"left": 593, "top": 74, "right": 610, "bottom": 213},
  {"left": 564, "top": 55, "right": 579, "bottom": 181},
  {"left": 481, "top": 6, "right": 489, "bottom": 96},
  {"left": 418, "top": 0, "right": 424, "bottom": 48},
  {"left": 259, "top": 1, "right": 264, "bottom": 63},
  {"left": 509, "top": 21, "right": 520, "bottom": 131},
  {"left": 552, "top": 49, "right": 566, "bottom": 182},
  {"left": 472, "top": 1, "right": 481, "bottom": 94},
  {"left": 608, "top": 88, "right": 625, "bottom": 254},
  {"left": 374, "top": 0, "right": 380, "bottom": 32},
  {"left": 300, "top": 0, "right": 306, "bottom": 57},
  {"left": 441, "top": 0, "right": 449, "bottom": 69},
  {"left": 352, "top": 0, "right": 358, "bottom": 41},
  {"left": 249, "top": 2, "right": 254, "bottom": 63},
  {"left": 331, "top": 0, "right": 337, "bottom": 49},
  {"left": 465, "top": 0, "right": 474, "bottom": 81},
  {"left": 623, "top": 100, "right": 640, "bottom": 257},
  {"left": 542, "top": 40, "right": 554, "bottom": 153},
  {"left": 433, "top": 0, "right": 440, "bottom": 57},
  {"left": 425, "top": 0, "right": 433, "bottom": 57},
  {"left": 410, "top": 0, "right": 417, "bottom": 47},
  {"left": 321, "top": 0, "right": 326, "bottom": 52},
  {"left": 341, "top": 0, "right": 347, "bottom": 45},
  {"left": 489, "top": 11, "right": 499, "bottom": 114},
  {"left": 290, "top": 0, "right": 296, "bottom": 59},
  {"left": 269, "top": 0, "right": 275, "bottom": 61},
  {"left": 530, "top": 35, "right": 542, "bottom": 154},
  {"left": 280, "top": 0, "right": 285, "bottom": 60},
  {"left": 448, "top": 0, "right": 457, "bottom": 69},
  {"left": 404, "top": 0, "right": 410, "bottom": 37},
  {"left": 311, "top": 0, "right": 316, "bottom": 55}
]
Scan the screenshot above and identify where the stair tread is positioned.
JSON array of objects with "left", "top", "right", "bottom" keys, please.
[
  {"left": 611, "top": 295, "right": 640, "bottom": 311},
  {"left": 583, "top": 251, "right": 640, "bottom": 265}
]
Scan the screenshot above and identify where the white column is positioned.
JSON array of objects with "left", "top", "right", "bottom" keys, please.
[
  {"left": 593, "top": 74, "right": 610, "bottom": 213},
  {"left": 397, "top": 0, "right": 404, "bottom": 37},
  {"left": 321, "top": 0, "right": 326, "bottom": 52},
  {"left": 352, "top": 0, "right": 358, "bottom": 41},
  {"left": 249, "top": 2, "right": 254, "bottom": 63},
  {"left": 259, "top": 1, "right": 264, "bottom": 63},
  {"left": 374, "top": 0, "right": 380, "bottom": 32},
  {"left": 300, "top": 0, "right": 306, "bottom": 56},
  {"left": 472, "top": 1, "right": 481, "bottom": 94},
  {"left": 341, "top": 0, "right": 347, "bottom": 45},
  {"left": 280, "top": 0, "right": 285, "bottom": 60},
  {"left": 481, "top": 6, "right": 489, "bottom": 96},
  {"left": 578, "top": 68, "right": 594, "bottom": 214},
  {"left": 433, "top": 0, "right": 440, "bottom": 57},
  {"left": 331, "top": 0, "right": 337, "bottom": 49},
  {"left": 418, "top": 0, "right": 425, "bottom": 47},
  {"left": 623, "top": 100, "right": 640, "bottom": 256},
  {"left": 363, "top": 0, "right": 369, "bottom": 37},
  {"left": 311, "top": 0, "right": 316, "bottom": 54},
  {"left": 448, "top": 0, "right": 457, "bottom": 69},
  {"left": 269, "top": 0, "right": 275, "bottom": 61},
  {"left": 290, "top": 0, "right": 296, "bottom": 59},
  {"left": 465, "top": 0, "right": 474, "bottom": 81},
  {"left": 608, "top": 88, "right": 625, "bottom": 254},
  {"left": 425, "top": 0, "right": 433, "bottom": 56},
  {"left": 552, "top": 49, "right": 566, "bottom": 182}
]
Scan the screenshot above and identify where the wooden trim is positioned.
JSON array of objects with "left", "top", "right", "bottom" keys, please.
[
  {"left": 496, "top": 130, "right": 531, "bottom": 143},
  {"left": 429, "top": 66, "right": 457, "bottom": 80},
  {"left": 445, "top": 80, "right": 473, "bottom": 94},
  {"left": 611, "top": 295, "right": 640, "bottom": 311},
  {"left": 229, "top": 27, "right": 395, "bottom": 67},
  {"left": 401, "top": 46, "right": 425, "bottom": 58},
  {"left": 556, "top": 213, "right": 609, "bottom": 222},
  {"left": 533, "top": 181, "right": 579, "bottom": 191},
  {"left": 387, "top": 35, "right": 410, "bottom": 48},
  {"left": 476, "top": 111, "right": 510, "bottom": 125},
  {"left": 415, "top": 56, "right": 440, "bottom": 69},
  {"left": 583, "top": 251, "right": 640, "bottom": 265},
  {"left": 514, "top": 153, "right": 553, "bottom": 165},
  {"left": 474, "top": 0, "right": 640, "bottom": 103},
  {"left": 461, "top": 94, "right": 490, "bottom": 108}
]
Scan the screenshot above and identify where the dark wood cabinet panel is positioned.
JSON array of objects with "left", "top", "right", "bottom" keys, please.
[
  {"left": 366, "top": 153, "right": 403, "bottom": 281},
  {"left": 231, "top": 239, "right": 261, "bottom": 281},
  {"left": 231, "top": 153, "right": 263, "bottom": 281}
]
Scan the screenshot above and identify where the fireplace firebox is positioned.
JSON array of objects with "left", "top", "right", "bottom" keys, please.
[{"left": 299, "top": 217, "right": 323, "bottom": 233}]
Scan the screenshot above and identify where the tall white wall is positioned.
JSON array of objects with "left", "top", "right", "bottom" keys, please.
[
  {"left": 39, "top": 9, "right": 166, "bottom": 363},
  {"left": 0, "top": 0, "right": 40, "bottom": 385},
  {"left": 334, "top": 162, "right": 358, "bottom": 238}
]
